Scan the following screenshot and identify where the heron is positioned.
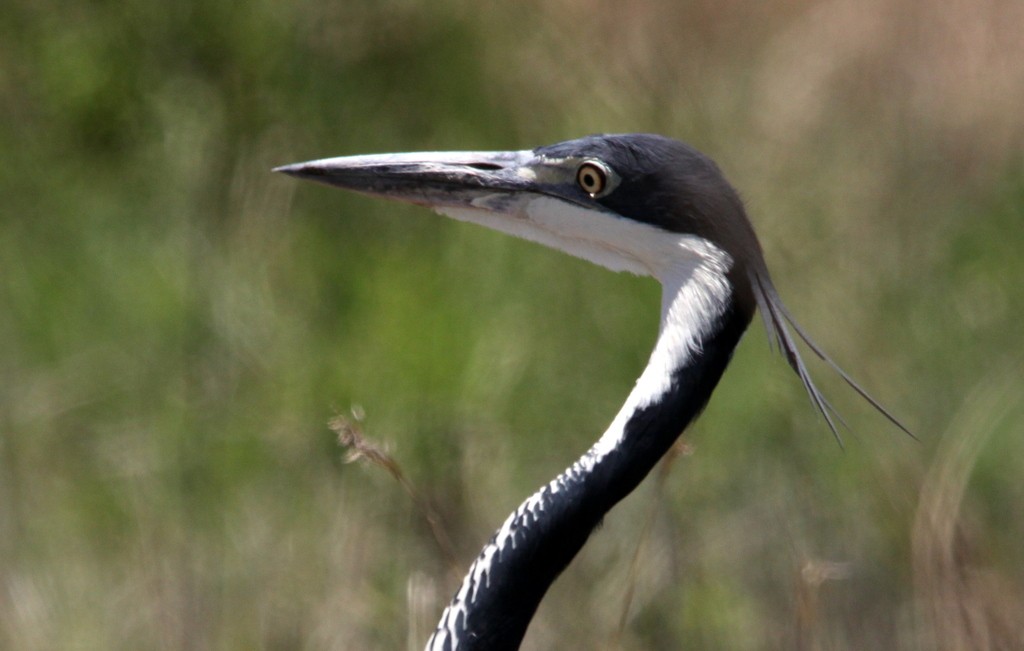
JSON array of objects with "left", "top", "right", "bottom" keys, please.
[{"left": 275, "top": 133, "right": 912, "bottom": 650}]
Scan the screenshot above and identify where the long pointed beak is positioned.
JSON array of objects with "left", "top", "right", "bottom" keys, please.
[
  {"left": 274, "top": 147, "right": 646, "bottom": 277},
  {"left": 274, "top": 150, "right": 546, "bottom": 210}
]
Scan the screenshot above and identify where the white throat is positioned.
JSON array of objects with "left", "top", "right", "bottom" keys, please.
[
  {"left": 438, "top": 195, "right": 734, "bottom": 461},
  {"left": 439, "top": 196, "right": 723, "bottom": 278}
]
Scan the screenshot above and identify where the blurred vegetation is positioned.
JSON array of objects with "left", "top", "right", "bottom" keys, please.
[{"left": 2, "top": 0, "right": 1023, "bottom": 649}]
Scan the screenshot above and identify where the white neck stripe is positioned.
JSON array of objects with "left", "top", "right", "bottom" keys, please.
[
  {"left": 428, "top": 196, "right": 734, "bottom": 651},
  {"left": 587, "top": 241, "right": 732, "bottom": 463},
  {"left": 426, "top": 238, "right": 732, "bottom": 650}
]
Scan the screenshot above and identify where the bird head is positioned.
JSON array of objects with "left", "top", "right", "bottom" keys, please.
[
  {"left": 276, "top": 133, "right": 913, "bottom": 443},
  {"left": 276, "top": 134, "right": 762, "bottom": 310}
]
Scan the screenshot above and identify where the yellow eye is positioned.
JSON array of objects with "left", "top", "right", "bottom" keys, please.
[{"left": 576, "top": 161, "right": 608, "bottom": 196}]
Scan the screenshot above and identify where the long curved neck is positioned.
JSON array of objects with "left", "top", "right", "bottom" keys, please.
[{"left": 427, "top": 253, "right": 753, "bottom": 651}]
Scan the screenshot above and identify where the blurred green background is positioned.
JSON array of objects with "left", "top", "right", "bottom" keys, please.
[{"left": 2, "top": 1, "right": 1022, "bottom": 649}]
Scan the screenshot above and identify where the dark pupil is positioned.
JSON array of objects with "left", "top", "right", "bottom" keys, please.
[{"left": 583, "top": 169, "right": 599, "bottom": 190}]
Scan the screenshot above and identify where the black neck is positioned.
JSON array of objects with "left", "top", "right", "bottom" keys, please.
[{"left": 426, "top": 297, "right": 751, "bottom": 651}]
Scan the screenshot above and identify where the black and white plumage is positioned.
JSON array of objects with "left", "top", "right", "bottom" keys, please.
[{"left": 276, "top": 134, "right": 911, "bottom": 650}]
